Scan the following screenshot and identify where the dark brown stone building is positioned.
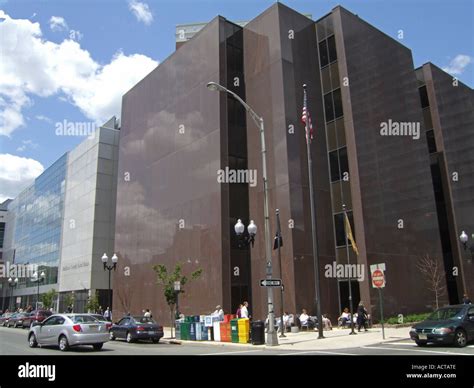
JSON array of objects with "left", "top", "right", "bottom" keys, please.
[{"left": 114, "top": 3, "right": 472, "bottom": 325}]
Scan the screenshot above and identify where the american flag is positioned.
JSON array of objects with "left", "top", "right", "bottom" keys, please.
[{"left": 301, "top": 99, "right": 314, "bottom": 144}]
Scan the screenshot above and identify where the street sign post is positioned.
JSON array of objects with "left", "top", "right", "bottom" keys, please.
[
  {"left": 371, "top": 269, "right": 385, "bottom": 288},
  {"left": 260, "top": 279, "right": 282, "bottom": 287},
  {"left": 371, "top": 268, "right": 386, "bottom": 339}
]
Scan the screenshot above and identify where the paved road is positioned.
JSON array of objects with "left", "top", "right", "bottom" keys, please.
[{"left": 1, "top": 326, "right": 473, "bottom": 355}]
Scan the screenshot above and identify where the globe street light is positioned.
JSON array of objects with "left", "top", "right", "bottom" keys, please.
[
  {"left": 32, "top": 271, "right": 45, "bottom": 310},
  {"left": 102, "top": 253, "right": 118, "bottom": 313},
  {"left": 207, "top": 80, "right": 278, "bottom": 346},
  {"left": 459, "top": 231, "right": 474, "bottom": 262},
  {"left": 8, "top": 277, "right": 18, "bottom": 311}
]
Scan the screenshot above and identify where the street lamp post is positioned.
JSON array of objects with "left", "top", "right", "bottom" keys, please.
[
  {"left": 207, "top": 81, "right": 278, "bottom": 346},
  {"left": 8, "top": 277, "right": 18, "bottom": 311},
  {"left": 33, "top": 272, "right": 45, "bottom": 311},
  {"left": 460, "top": 231, "right": 474, "bottom": 262},
  {"left": 101, "top": 253, "right": 118, "bottom": 312}
]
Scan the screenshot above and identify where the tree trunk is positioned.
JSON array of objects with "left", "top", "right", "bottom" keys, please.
[{"left": 170, "top": 305, "right": 174, "bottom": 338}]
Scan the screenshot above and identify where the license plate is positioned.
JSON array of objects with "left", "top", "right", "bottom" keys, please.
[
  {"left": 148, "top": 331, "right": 155, "bottom": 334},
  {"left": 418, "top": 334, "right": 427, "bottom": 340}
]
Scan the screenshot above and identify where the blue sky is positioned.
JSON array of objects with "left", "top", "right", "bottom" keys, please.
[{"left": 0, "top": 0, "right": 472, "bottom": 201}]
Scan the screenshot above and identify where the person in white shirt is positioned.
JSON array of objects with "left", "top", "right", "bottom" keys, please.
[
  {"left": 338, "top": 307, "right": 351, "bottom": 327},
  {"left": 299, "top": 309, "right": 309, "bottom": 327},
  {"left": 144, "top": 309, "right": 152, "bottom": 318},
  {"left": 212, "top": 305, "right": 224, "bottom": 321},
  {"left": 240, "top": 301, "right": 250, "bottom": 318}
]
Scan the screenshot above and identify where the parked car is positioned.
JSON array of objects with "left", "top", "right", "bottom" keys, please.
[
  {"left": 90, "top": 314, "right": 112, "bottom": 330},
  {"left": 22, "top": 310, "right": 53, "bottom": 329},
  {"left": 410, "top": 304, "right": 474, "bottom": 347},
  {"left": 0, "top": 312, "right": 14, "bottom": 326},
  {"left": 7, "top": 312, "right": 29, "bottom": 328},
  {"left": 109, "top": 316, "right": 164, "bottom": 343},
  {"left": 28, "top": 314, "right": 110, "bottom": 351}
]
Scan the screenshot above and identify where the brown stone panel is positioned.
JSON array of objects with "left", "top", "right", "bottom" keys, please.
[
  {"left": 114, "top": 18, "right": 227, "bottom": 323},
  {"left": 335, "top": 7, "right": 446, "bottom": 316},
  {"left": 425, "top": 63, "right": 474, "bottom": 299}
]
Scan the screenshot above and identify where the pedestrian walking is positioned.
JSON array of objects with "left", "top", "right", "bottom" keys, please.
[
  {"left": 104, "top": 307, "right": 112, "bottom": 322},
  {"left": 144, "top": 309, "right": 152, "bottom": 318},
  {"left": 236, "top": 304, "right": 243, "bottom": 318},
  {"left": 356, "top": 301, "right": 368, "bottom": 332},
  {"left": 462, "top": 293, "right": 472, "bottom": 304},
  {"left": 240, "top": 301, "right": 250, "bottom": 319}
]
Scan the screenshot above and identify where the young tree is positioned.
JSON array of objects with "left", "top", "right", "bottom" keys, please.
[
  {"left": 85, "top": 291, "right": 100, "bottom": 313},
  {"left": 417, "top": 255, "right": 447, "bottom": 310},
  {"left": 63, "top": 293, "right": 75, "bottom": 312},
  {"left": 41, "top": 289, "right": 57, "bottom": 310},
  {"left": 116, "top": 283, "right": 135, "bottom": 316},
  {"left": 152, "top": 263, "right": 202, "bottom": 337}
]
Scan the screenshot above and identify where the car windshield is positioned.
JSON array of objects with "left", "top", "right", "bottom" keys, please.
[
  {"left": 426, "top": 307, "right": 464, "bottom": 321},
  {"left": 133, "top": 316, "right": 156, "bottom": 324},
  {"left": 68, "top": 315, "right": 100, "bottom": 323}
]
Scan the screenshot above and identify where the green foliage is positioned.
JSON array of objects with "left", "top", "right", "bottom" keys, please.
[
  {"left": 385, "top": 313, "right": 431, "bottom": 325},
  {"left": 85, "top": 291, "right": 100, "bottom": 313},
  {"left": 63, "top": 293, "right": 75, "bottom": 309},
  {"left": 41, "top": 289, "right": 57, "bottom": 310},
  {"left": 152, "top": 263, "right": 203, "bottom": 306}
]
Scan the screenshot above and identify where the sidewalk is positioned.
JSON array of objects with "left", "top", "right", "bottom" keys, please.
[{"left": 161, "top": 326, "right": 411, "bottom": 351}]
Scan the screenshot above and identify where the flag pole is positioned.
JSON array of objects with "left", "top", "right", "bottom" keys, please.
[
  {"left": 303, "top": 84, "right": 324, "bottom": 339},
  {"left": 343, "top": 203, "right": 357, "bottom": 335}
]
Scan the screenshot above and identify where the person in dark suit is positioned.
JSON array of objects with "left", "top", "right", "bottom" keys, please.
[
  {"left": 357, "top": 301, "right": 368, "bottom": 332},
  {"left": 463, "top": 294, "right": 472, "bottom": 304}
]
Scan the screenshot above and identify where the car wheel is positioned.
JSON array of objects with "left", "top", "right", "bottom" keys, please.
[
  {"left": 58, "top": 335, "right": 70, "bottom": 352},
  {"left": 454, "top": 329, "right": 467, "bottom": 348},
  {"left": 109, "top": 331, "right": 116, "bottom": 341},
  {"left": 28, "top": 334, "right": 38, "bottom": 348},
  {"left": 152, "top": 338, "right": 159, "bottom": 344},
  {"left": 92, "top": 343, "right": 103, "bottom": 351},
  {"left": 415, "top": 341, "right": 427, "bottom": 347},
  {"left": 126, "top": 332, "right": 134, "bottom": 343}
]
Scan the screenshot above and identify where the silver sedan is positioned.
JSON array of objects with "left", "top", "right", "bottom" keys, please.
[{"left": 28, "top": 314, "right": 110, "bottom": 351}]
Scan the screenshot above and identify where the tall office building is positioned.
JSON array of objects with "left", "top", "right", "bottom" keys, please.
[
  {"left": 1, "top": 118, "right": 120, "bottom": 312},
  {"left": 415, "top": 63, "right": 474, "bottom": 303},
  {"left": 114, "top": 3, "right": 472, "bottom": 322}
]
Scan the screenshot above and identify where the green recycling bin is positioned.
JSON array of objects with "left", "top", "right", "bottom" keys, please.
[{"left": 230, "top": 318, "right": 239, "bottom": 343}]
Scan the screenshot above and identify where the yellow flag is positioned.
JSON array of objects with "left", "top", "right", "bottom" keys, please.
[{"left": 344, "top": 212, "right": 359, "bottom": 256}]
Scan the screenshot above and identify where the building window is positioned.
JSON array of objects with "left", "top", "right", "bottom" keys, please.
[
  {"left": 327, "top": 35, "right": 337, "bottom": 63},
  {"left": 319, "top": 40, "right": 329, "bottom": 68},
  {"left": 334, "top": 210, "right": 354, "bottom": 247},
  {"left": 318, "top": 35, "right": 337, "bottom": 69},
  {"left": 329, "top": 146, "right": 349, "bottom": 182},
  {"left": 426, "top": 130, "right": 437, "bottom": 154},
  {"left": 324, "top": 92, "right": 334, "bottom": 122},
  {"left": 324, "top": 89, "right": 343, "bottom": 123},
  {"left": 0, "top": 222, "right": 4, "bottom": 249},
  {"left": 419, "top": 86, "right": 429, "bottom": 108},
  {"left": 333, "top": 88, "right": 343, "bottom": 118}
]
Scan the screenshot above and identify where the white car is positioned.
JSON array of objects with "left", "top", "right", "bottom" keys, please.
[{"left": 28, "top": 314, "right": 110, "bottom": 351}]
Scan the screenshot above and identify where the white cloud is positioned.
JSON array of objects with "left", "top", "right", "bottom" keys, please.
[
  {"left": 0, "top": 10, "right": 158, "bottom": 136},
  {"left": 128, "top": 1, "right": 153, "bottom": 25},
  {"left": 442, "top": 54, "right": 472, "bottom": 75},
  {"left": 35, "top": 114, "right": 52, "bottom": 123},
  {"left": 16, "top": 139, "right": 38, "bottom": 152},
  {"left": 0, "top": 154, "right": 44, "bottom": 201},
  {"left": 49, "top": 16, "right": 68, "bottom": 32}
]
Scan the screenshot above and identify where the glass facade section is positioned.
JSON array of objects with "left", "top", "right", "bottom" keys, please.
[{"left": 9, "top": 154, "right": 67, "bottom": 288}]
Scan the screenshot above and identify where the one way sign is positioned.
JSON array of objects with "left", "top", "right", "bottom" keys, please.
[{"left": 260, "top": 279, "right": 282, "bottom": 287}]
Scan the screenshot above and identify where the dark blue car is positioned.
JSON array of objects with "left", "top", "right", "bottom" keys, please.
[
  {"left": 109, "top": 316, "right": 164, "bottom": 343},
  {"left": 409, "top": 304, "right": 474, "bottom": 347}
]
